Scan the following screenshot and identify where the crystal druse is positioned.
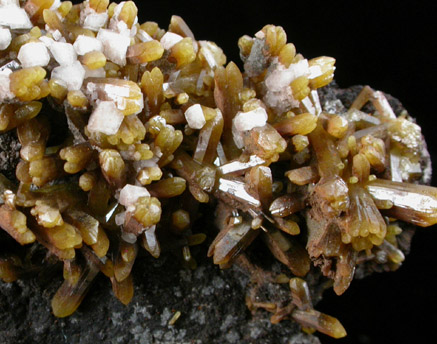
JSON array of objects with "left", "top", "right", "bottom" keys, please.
[{"left": 0, "top": 0, "right": 436, "bottom": 340}]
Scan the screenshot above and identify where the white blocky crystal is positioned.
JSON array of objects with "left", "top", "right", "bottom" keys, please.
[
  {"left": 87, "top": 100, "right": 124, "bottom": 135},
  {"left": 184, "top": 104, "right": 206, "bottom": 129},
  {"left": 232, "top": 107, "right": 268, "bottom": 148},
  {"left": 51, "top": 61, "right": 86, "bottom": 91},
  {"left": 39, "top": 35, "right": 54, "bottom": 48},
  {"left": 110, "top": 19, "right": 129, "bottom": 37},
  {"left": 160, "top": 32, "right": 183, "bottom": 50},
  {"left": 51, "top": 29, "right": 64, "bottom": 41},
  {"left": 119, "top": 184, "right": 151, "bottom": 209},
  {"left": 0, "top": 4, "right": 32, "bottom": 29},
  {"left": 49, "top": 42, "right": 77, "bottom": 66},
  {"left": 97, "top": 28, "right": 130, "bottom": 66},
  {"left": 0, "top": 27, "right": 11, "bottom": 50},
  {"left": 17, "top": 42, "right": 50, "bottom": 68},
  {"left": 0, "top": 67, "right": 13, "bottom": 102},
  {"left": 233, "top": 107, "right": 268, "bottom": 132},
  {"left": 73, "top": 35, "right": 103, "bottom": 55},
  {"left": 80, "top": 4, "right": 108, "bottom": 31},
  {"left": 84, "top": 12, "right": 108, "bottom": 31},
  {"left": 85, "top": 80, "right": 144, "bottom": 115}
]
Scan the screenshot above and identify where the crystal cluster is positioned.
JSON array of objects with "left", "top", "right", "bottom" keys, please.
[{"left": 0, "top": 0, "right": 436, "bottom": 339}]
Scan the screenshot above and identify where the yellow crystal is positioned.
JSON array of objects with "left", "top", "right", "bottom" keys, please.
[{"left": 10, "top": 67, "right": 47, "bottom": 102}]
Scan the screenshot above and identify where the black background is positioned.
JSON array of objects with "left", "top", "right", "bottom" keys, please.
[
  {"left": 135, "top": 1, "right": 437, "bottom": 343},
  {"left": 109, "top": 1, "right": 436, "bottom": 342}
]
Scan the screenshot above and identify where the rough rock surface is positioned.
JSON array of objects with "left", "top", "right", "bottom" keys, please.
[
  {"left": 0, "top": 130, "right": 20, "bottom": 182},
  {"left": 0, "top": 84, "right": 425, "bottom": 344},
  {"left": 0, "top": 247, "right": 321, "bottom": 344}
]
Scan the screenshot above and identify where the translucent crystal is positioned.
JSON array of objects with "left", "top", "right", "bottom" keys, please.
[
  {"left": 289, "top": 277, "right": 313, "bottom": 310},
  {"left": 292, "top": 309, "right": 347, "bottom": 339},
  {"left": 263, "top": 227, "right": 310, "bottom": 276},
  {"left": 51, "top": 255, "right": 100, "bottom": 317},
  {"left": 208, "top": 218, "right": 258, "bottom": 266},
  {"left": 366, "top": 179, "right": 437, "bottom": 227}
]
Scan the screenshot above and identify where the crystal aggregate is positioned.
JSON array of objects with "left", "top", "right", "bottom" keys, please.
[{"left": 0, "top": 0, "right": 436, "bottom": 339}]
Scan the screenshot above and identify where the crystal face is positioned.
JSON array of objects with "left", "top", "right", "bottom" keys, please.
[{"left": 0, "top": 0, "right": 435, "bottom": 340}]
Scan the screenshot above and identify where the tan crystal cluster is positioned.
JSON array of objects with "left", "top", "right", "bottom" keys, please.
[{"left": 0, "top": 0, "right": 436, "bottom": 339}]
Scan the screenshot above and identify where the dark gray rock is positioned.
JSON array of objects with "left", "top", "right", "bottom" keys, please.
[
  {"left": 0, "top": 130, "right": 20, "bottom": 183},
  {"left": 0, "top": 248, "right": 321, "bottom": 344}
]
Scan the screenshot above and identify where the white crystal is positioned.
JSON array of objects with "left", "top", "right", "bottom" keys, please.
[
  {"left": 119, "top": 184, "right": 151, "bottom": 208},
  {"left": 233, "top": 107, "right": 268, "bottom": 132},
  {"left": 50, "top": 42, "right": 77, "bottom": 66},
  {"left": 80, "top": 5, "right": 108, "bottom": 31},
  {"left": 132, "top": 157, "right": 160, "bottom": 174},
  {"left": 121, "top": 230, "right": 137, "bottom": 243},
  {"left": 311, "top": 90, "right": 322, "bottom": 116},
  {"left": 17, "top": 42, "right": 50, "bottom": 68},
  {"left": 254, "top": 30, "right": 265, "bottom": 39},
  {"left": 137, "top": 29, "right": 153, "bottom": 42},
  {"left": 0, "top": 1, "right": 19, "bottom": 5},
  {"left": 115, "top": 212, "right": 126, "bottom": 226},
  {"left": 111, "top": 19, "right": 130, "bottom": 37},
  {"left": 301, "top": 97, "right": 316, "bottom": 116},
  {"left": 51, "top": 29, "right": 64, "bottom": 41},
  {"left": 83, "top": 66, "right": 106, "bottom": 78},
  {"left": 218, "top": 155, "right": 266, "bottom": 175},
  {"left": 232, "top": 107, "right": 268, "bottom": 148},
  {"left": 51, "top": 61, "right": 86, "bottom": 91},
  {"left": 0, "top": 67, "right": 13, "bottom": 102},
  {"left": 374, "top": 91, "right": 396, "bottom": 119},
  {"left": 218, "top": 178, "right": 261, "bottom": 207},
  {"left": 49, "top": 0, "right": 61, "bottom": 10},
  {"left": 87, "top": 100, "right": 124, "bottom": 135},
  {"left": 160, "top": 32, "right": 183, "bottom": 50},
  {"left": 0, "top": 5, "right": 32, "bottom": 29},
  {"left": 308, "top": 65, "right": 323, "bottom": 79},
  {"left": 263, "top": 59, "right": 310, "bottom": 113},
  {"left": 184, "top": 104, "right": 206, "bottom": 129},
  {"left": 265, "top": 59, "right": 309, "bottom": 91},
  {"left": 85, "top": 81, "right": 144, "bottom": 115},
  {"left": 97, "top": 28, "right": 130, "bottom": 66},
  {"left": 73, "top": 35, "right": 103, "bottom": 55},
  {"left": 0, "top": 27, "right": 11, "bottom": 50},
  {"left": 39, "top": 35, "right": 55, "bottom": 48},
  {"left": 198, "top": 41, "right": 221, "bottom": 69}
]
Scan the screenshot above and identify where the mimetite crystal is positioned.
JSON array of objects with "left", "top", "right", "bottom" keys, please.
[{"left": 0, "top": 0, "right": 435, "bottom": 339}]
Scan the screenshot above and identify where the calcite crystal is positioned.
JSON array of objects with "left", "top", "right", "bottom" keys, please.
[{"left": 0, "top": 0, "right": 435, "bottom": 340}]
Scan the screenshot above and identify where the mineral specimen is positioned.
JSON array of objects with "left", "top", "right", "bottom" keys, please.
[{"left": 0, "top": 0, "right": 435, "bottom": 341}]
